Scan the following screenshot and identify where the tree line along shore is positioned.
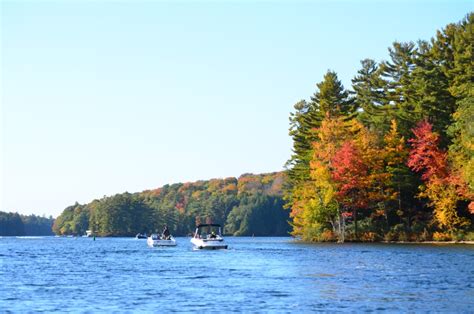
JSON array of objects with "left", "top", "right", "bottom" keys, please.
[{"left": 0, "top": 212, "right": 54, "bottom": 236}]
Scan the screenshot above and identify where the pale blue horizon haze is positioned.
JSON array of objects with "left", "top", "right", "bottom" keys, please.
[{"left": 1, "top": 1, "right": 472, "bottom": 217}]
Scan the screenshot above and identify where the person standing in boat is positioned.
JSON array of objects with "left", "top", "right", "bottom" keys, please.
[{"left": 162, "top": 225, "right": 170, "bottom": 240}]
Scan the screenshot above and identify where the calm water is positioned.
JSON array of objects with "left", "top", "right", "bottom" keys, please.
[{"left": 1, "top": 237, "right": 473, "bottom": 312}]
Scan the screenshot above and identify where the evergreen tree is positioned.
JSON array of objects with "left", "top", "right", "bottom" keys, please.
[
  {"left": 408, "top": 40, "right": 454, "bottom": 142},
  {"left": 311, "top": 70, "right": 356, "bottom": 118},
  {"left": 285, "top": 71, "right": 354, "bottom": 216},
  {"left": 431, "top": 13, "right": 473, "bottom": 101},
  {"left": 352, "top": 59, "right": 390, "bottom": 132},
  {"left": 381, "top": 41, "right": 418, "bottom": 137}
]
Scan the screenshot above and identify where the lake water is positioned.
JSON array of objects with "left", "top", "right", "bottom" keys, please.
[{"left": 1, "top": 237, "right": 473, "bottom": 312}]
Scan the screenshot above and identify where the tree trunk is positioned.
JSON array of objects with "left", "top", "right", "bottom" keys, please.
[
  {"left": 337, "top": 213, "right": 343, "bottom": 243},
  {"left": 341, "top": 214, "right": 346, "bottom": 243},
  {"left": 353, "top": 207, "right": 357, "bottom": 240}
]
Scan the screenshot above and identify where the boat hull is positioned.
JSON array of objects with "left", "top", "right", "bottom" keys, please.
[
  {"left": 147, "top": 237, "right": 177, "bottom": 247},
  {"left": 191, "top": 238, "right": 228, "bottom": 250}
]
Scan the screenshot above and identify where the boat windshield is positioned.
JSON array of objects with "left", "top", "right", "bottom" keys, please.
[{"left": 195, "top": 225, "right": 222, "bottom": 238}]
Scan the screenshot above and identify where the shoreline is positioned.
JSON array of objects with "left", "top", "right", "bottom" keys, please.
[
  {"left": 4, "top": 235, "right": 474, "bottom": 245},
  {"left": 294, "top": 239, "right": 474, "bottom": 245},
  {"left": 382, "top": 240, "right": 474, "bottom": 245}
]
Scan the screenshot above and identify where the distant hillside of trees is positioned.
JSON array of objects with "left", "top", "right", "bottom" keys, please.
[
  {"left": 0, "top": 212, "right": 55, "bottom": 236},
  {"left": 53, "top": 172, "right": 289, "bottom": 237}
]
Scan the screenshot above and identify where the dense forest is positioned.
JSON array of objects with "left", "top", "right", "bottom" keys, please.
[
  {"left": 285, "top": 14, "right": 473, "bottom": 242},
  {"left": 0, "top": 212, "right": 55, "bottom": 236},
  {"left": 52, "top": 172, "right": 289, "bottom": 237}
]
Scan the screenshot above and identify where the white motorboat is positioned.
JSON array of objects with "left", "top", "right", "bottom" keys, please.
[
  {"left": 147, "top": 234, "right": 177, "bottom": 247},
  {"left": 82, "top": 230, "right": 93, "bottom": 238},
  {"left": 191, "top": 224, "right": 228, "bottom": 250}
]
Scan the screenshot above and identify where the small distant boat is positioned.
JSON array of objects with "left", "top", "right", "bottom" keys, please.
[
  {"left": 147, "top": 234, "right": 177, "bottom": 247},
  {"left": 191, "top": 224, "right": 228, "bottom": 250},
  {"left": 82, "top": 230, "right": 93, "bottom": 238},
  {"left": 135, "top": 233, "right": 147, "bottom": 239}
]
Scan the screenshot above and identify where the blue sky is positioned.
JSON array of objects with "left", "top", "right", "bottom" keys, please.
[{"left": 1, "top": 0, "right": 472, "bottom": 217}]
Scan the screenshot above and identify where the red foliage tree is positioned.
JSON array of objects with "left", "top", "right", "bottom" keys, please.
[
  {"left": 332, "top": 141, "right": 368, "bottom": 206},
  {"left": 407, "top": 120, "right": 448, "bottom": 181},
  {"left": 331, "top": 141, "right": 369, "bottom": 237}
]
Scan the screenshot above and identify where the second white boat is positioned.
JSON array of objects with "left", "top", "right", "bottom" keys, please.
[{"left": 147, "top": 234, "right": 177, "bottom": 247}]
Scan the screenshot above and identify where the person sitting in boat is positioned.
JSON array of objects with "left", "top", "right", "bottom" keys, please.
[
  {"left": 162, "top": 225, "right": 170, "bottom": 240},
  {"left": 210, "top": 231, "right": 217, "bottom": 239}
]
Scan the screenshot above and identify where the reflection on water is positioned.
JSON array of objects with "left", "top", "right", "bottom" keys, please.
[{"left": 1, "top": 237, "right": 473, "bottom": 311}]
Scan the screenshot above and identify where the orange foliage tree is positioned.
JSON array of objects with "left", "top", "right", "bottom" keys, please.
[{"left": 291, "top": 115, "right": 402, "bottom": 241}]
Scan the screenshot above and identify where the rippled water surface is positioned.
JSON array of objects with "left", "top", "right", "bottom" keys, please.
[{"left": 1, "top": 237, "right": 473, "bottom": 312}]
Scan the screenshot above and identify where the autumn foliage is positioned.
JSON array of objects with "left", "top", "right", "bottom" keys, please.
[
  {"left": 407, "top": 121, "right": 448, "bottom": 181},
  {"left": 408, "top": 121, "right": 471, "bottom": 232},
  {"left": 286, "top": 14, "right": 473, "bottom": 241},
  {"left": 332, "top": 141, "right": 367, "bottom": 207}
]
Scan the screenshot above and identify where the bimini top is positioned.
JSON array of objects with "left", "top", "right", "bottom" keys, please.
[{"left": 196, "top": 224, "right": 222, "bottom": 228}]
